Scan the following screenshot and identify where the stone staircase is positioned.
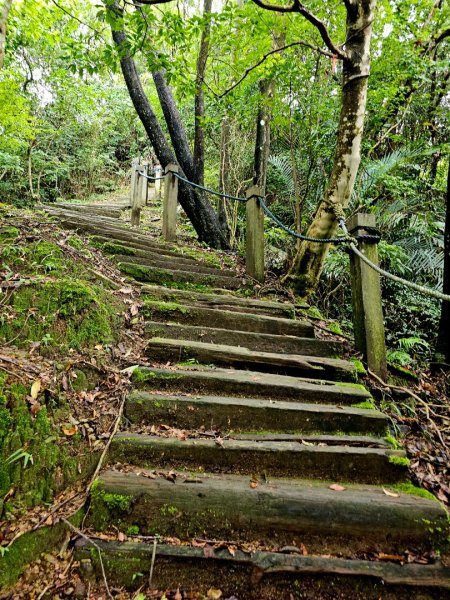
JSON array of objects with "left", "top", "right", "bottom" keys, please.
[{"left": 45, "top": 202, "right": 450, "bottom": 597}]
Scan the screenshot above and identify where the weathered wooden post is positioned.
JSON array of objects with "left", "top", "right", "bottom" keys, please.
[
  {"left": 154, "top": 164, "right": 162, "bottom": 200},
  {"left": 131, "top": 161, "right": 145, "bottom": 227},
  {"left": 245, "top": 185, "right": 265, "bottom": 283},
  {"left": 162, "top": 164, "right": 178, "bottom": 242},
  {"left": 348, "top": 213, "right": 387, "bottom": 379},
  {"left": 140, "top": 161, "right": 149, "bottom": 207},
  {"left": 129, "top": 158, "right": 139, "bottom": 209}
]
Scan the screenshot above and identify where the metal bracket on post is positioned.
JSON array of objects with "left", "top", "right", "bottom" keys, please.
[
  {"left": 162, "top": 164, "right": 179, "bottom": 242},
  {"left": 245, "top": 186, "right": 265, "bottom": 283},
  {"left": 348, "top": 213, "right": 387, "bottom": 380}
]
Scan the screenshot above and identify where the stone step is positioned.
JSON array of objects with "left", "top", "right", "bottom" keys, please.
[
  {"left": 75, "top": 538, "right": 450, "bottom": 594},
  {"left": 119, "top": 262, "right": 243, "bottom": 289},
  {"left": 233, "top": 433, "right": 389, "bottom": 447},
  {"left": 143, "top": 301, "right": 314, "bottom": 337},
  {"left": 110, "top": 433, "right": 407, "bottom": 484},
  {"left": 146, "top": 321, "right": 340, "bottom": 357},
  {"left": 90, "top": 470, "right": 446, "bottom": 554},
  {"left": 125, "top": 391, "right": 387, "bottom": 435},
  {"left": 131, "top": 367, "right": 372, "bottom": 405},
  {"left": 91, "top": 235, "right": 204, "bottom": 263},
  {"left": 113, "top": 254, "right": 236, "bottom": 277},
  {"left": 142, "top": 284, "right": 303, "bottom": 316},
  {"left": 146, "top": 337, "right": 355, "bottom": 380}
]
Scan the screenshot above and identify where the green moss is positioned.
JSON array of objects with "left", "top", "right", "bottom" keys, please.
[
  {"left": 388, "top": 455, "right": 410, "bottom": 467},
  {"left": 126, "top": 525, "right": 140, "bottom": 535},
  {"left": 384, "top": 434, "right": 402, "bottom": 450},
  {"left": 143, "top": 300, "right": 189, "bottom": 315},
  {"left": 95, "top": 241, "right": 136, "bottom": 256},
  {"left": 67, "top": 236, "right": 84, "bottom": 250},
  {"left": 306, "top": 306, "right": 323, "bottom": 320},
  {"left": 0, "top": 226, "right": 20, "bottom": 242},
  {"left": 90, "top": 483, "right": 132, "bottom": 531},
  {"left": 327, "top": 322, "right": 343, "bottom": 336},
  {"left": 132, "top": 368, "right": 181, "bottom": 385},
  {"left": 0, "top": 508, "right": 84, "bottom": 589},
  {"left": 0, "top": 278, "right": 121, "bottom": 350},
  {"left": 103, "top": 493, "right": 132, "bottom": 511},
  {"left": 350, "top": 358, "right": 366, "bottom": 376},
  {"left": 393, "top": 483, "right": 438, "bottom": 502},
  {"left": 351, "top": 400, "right": 376, "bottom": 410}
]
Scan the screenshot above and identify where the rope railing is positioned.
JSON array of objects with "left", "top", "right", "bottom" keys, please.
[{"left": 339, "top": 220, "right": 450, "bottom": 303}]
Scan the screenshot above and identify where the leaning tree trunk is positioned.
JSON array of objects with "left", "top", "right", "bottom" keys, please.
[
  {"left": 193, "top": 0, "right": 212, "bottom": 186},
  {"left": 285, "top": 0, "right": 376, "bottom": 298},
  {"left": 434, "top": 158, "right": 450, "bottom": 366},
  {"left": 0, "top": 0, "right": 13, "bottom": 70},
  {"left": 108, "top": 5, "right": 228, "bottom": 249}
]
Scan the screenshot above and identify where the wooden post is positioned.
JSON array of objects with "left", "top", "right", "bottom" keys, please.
[
  {"left": 162, "top": 164, "right": 178, "bottom": 242},
  {"left": 131, "top": 161, "right": 143, "bottom": 227},
  {"left": 245, "top": 186, "right": 265, "bottom": 283},
  {"left": 140, "top": 161, "right": 149, "bottom": 206},
  {"left": 348, "top": 213, "right": 387, "bottom": 380},
  {"left": 129, "top": 158, "right": 139, "bottom": 209},
  {"left": 154, "top": 165, "right": 162, "bottom": 200}
]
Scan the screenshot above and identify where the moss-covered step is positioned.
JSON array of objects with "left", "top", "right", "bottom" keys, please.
[
  {"left": 113, "top": 253, "right": 237, "bottom": 277},
  {"left": 75, "top": 539, "right": 450, "bottom": 594},
  {"left": 119, "top": 262, "right": 243, "bottom": 290},
  {"left": 146, "top": 338, "right": 355, "bottom": 381},
  {"left": 49, "top": 203, "right": 122, "bottom": 218},
  {"left": 89, "top": 470, "right": 447, "bottom": 554},
  {"left": 143, "top": 301, "right": 313, "bottom": 337},
  {"left": 142, "top": 284, "right": 303, "bottom": 315},
  {"left": 89, "top": 234, "right": 212, "bottom": 266},
  {"left": 131, "top": 367, "right": 372, "bottom": 405},
  {"left": 146, "top": 322, "right": 341, "bottom": 357},
  {"left": 233, "top": 433, "right": 389, "bottom": 447},
  {"left": 110, "top": 433, "right": 407, "bottom": 484},
  {"left": 125, "top": 391, "right": 387, "bottom": 434}
]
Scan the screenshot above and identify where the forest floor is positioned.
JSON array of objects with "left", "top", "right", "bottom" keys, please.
[{"left": 0, "top": 198, "right": 449, "bottom": 599}]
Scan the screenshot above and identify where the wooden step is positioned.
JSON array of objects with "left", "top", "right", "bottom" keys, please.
[
  {"left": 110, "top": 433, "right": 407, "bottom": 484},
  {"left": 233, "top": 433, "right": 389, "bottom": 447},
  {"left": 113, "top": 254, "right": 236, "bottom": 277},
  {"left": 49, "top": 203, "right": 123, "bottom": 218},
  {"left": 131, "top": 366, "right": 372, "bottom": 405},
  {"left": 146, "top": 337, "right": 354, "bottom": 380},
  {"left": 143, "top": 301, "right": 314, "bottom": 337},
  {"left": 119, "top": 262, "right": 243, "bottom": 289},
  {"left": 142, "top": 284, "right": 302, "bottom": 315},
  {"left": 125, "top": 391, "right": 387, "bottom": 435},
  {"left": 145, "top": 322, "right": 340, "bottom": 357},
  {"left": 89, "top": 234, "right": 200, "bottom": 262},
  {"left": 75, "top": 538, "right": 450, "bottom": 593},
  {"left": 90, "top": 470, "right": 446, "bottom": 554}
]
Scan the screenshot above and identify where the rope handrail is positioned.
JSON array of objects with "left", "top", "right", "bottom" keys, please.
[
  {"left": 168, "top": 170, "right": 248, "bottom": 203},
  {"left": 339, "top": 220, "right": 450, "bottom": 302}
]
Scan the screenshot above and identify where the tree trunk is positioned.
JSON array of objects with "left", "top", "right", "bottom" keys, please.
[
  {"left": 0, "top": 0, "right": 13, "bottom": 70},
  {"left": 285, "top": 0, "right": 376, "bottom": 298},
  {"left": 434, "top": 158, "right": 450, "bottom": 366},
  {"left": 253, "top": 78, "right": 274, "bottom": 190},
  {"left": 218, "top": 115, "right": 231, "bottom": 238},
  {"left": 108, "top": 5, "right": 229, "bottom": 249},
  {"left": 193, "top": 0, "right": 212, "bottom": 187}
]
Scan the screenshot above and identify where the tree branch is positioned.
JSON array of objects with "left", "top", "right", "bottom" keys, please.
[
  {"left": 250, "top": 0, "right": 348, "bottom": 59},
  {"left": 215, "top": 41, "right": 333, "bottom": 98}
]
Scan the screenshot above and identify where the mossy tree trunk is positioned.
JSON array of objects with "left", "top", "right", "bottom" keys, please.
[{"left": 269, "top": 0, "right": 376, "bottom": 298}]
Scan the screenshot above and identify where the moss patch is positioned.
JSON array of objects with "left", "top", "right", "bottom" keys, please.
[
  {"left": 393, "top": 483, "right": 438, "bottom": 502},
  {"left": 388, "top": 455, "right": 410, "bottom": 467},
  {"left": 351, "top": 400, "right": 376, "bottom": 410}
]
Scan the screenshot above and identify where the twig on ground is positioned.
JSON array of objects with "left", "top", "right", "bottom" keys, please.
[{"left": 61, "top": 518, "right": 113, "bottom": 600}]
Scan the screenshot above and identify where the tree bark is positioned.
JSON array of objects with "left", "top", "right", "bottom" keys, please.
[
  {"left": 285, "top": 0, "right": 376, "bottom": 298},
  {"left": 253, "top": 78, "right": 274, "bottom": 190},
  {"left": 193, "top": 0, "right": 212, "bottom": 186},
  {"left": 434, "top": 158, "right": 450, "bottom": 366},
  {"left": 0, "top": 0, "right": 13, "bottom": 70},
  {"left": 107, "top": 4, "right": 229, "bottom": 249},
  {"left": 218, "top": 115, "right": 231, "bottom": 238}
]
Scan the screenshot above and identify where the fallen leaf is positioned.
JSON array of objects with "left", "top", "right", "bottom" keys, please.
[
  {"left": 382, "top": 488, "right": 400, "bottom": 498},
  {"left": 118, "top": 532, "right": 125, "bottom": 542},
  {"left": 329, "top": 484, "right": 346, "bottom": 492},
  {"left": 62, "top": 425, "right": 78, "bottom": 436},
  {"left": 207, "top": 589, "right": 222, "bottom": 599},
  {"left": 250, "top": 480, "right": 259, "bottom": 489},
  {"left": 377, "top": 552, "right": 404, "bottom": 562},
  {"left": 174, "top": 589, "right": 182, "bottom": 600},
  {"left": 30, "top": 380, "right": 41, "bottom": 400},
  {"left": 203, "top": 545, "right": 215, "bottom": 558}
]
